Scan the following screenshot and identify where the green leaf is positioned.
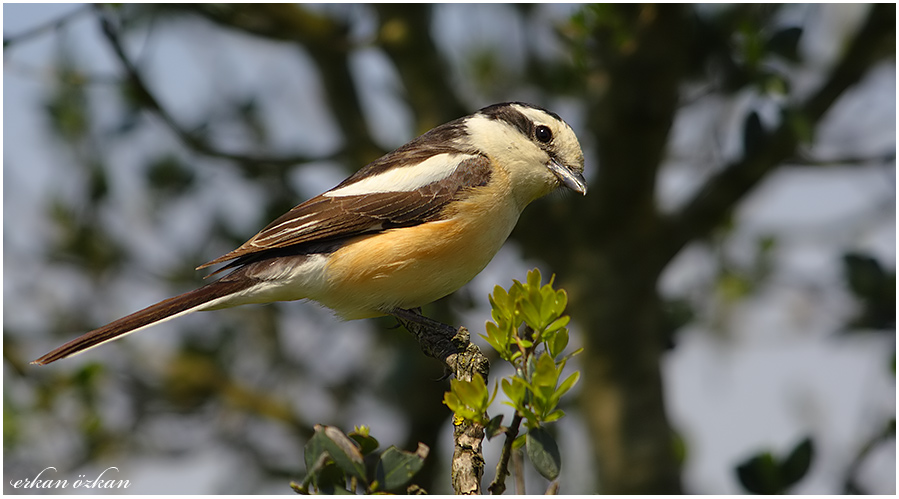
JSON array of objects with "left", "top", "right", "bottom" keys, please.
[
  {"left": 316, "top": 461, "right": 353, "bottom": 494},
  {"left": 526, "top": 427, "right": 562, "bottom": 481},
  {"left": 510, "top": 280, "right": 525, "bottom": 300},
  {"left": 532, "top": 353, "right": 559, "bottom": 389},
  {"left": 443, "top": 392, "right": 466, "bottom": 417},
  {"left": 543, "top": 409, "right": 565, "bottom": 423},
  {"left": 348, "top": 428, "right": 380, "bottom": 456},
  {"left": 519, "top": 299, "right": 542, "bottom": 331},
  {"left": 375, "top": 443, "right": 429, "bottom": 492},
  {"left": 490, "top": 285, "right": 511, "bottom": 314},
  {"left": 444, "top": 392, "right": 481, "bottom": 421},
  {"left": 525, "top": 349, "right": 539, "bottom": 380},
  {"left": 527, "top": 268, "right": 542, "bottom": 290},
  {"left": 459, "top": 374, "right": 488, "bottom": 406},
  {"left": 501, "top": 378, "right": 526, "bottom": 409},
  {"left": 512, "top": 434, "right": 527, "bottom": 450},
  {"left": 446, "top": 374, "right": 490, "bottom": 422},
  {"left": 514, "top": 337, "right": 533, "bottom": 350},
  {"left": 480, "top": 322, "right": 507, "bottom": 358},
  {"left": 304, "top": 427, "right": 331, "bottom": 476},
  {"left": 781, "top": 437, "right": 813, "bottom": 489},
  {"left": 736, "top": 437, "right": 815, "bottom": 494},
  {"left": 552, "top": 371, "right": 580, "bottom": 407},
  {"left": 319, "top": 425, "right": 367, "bottom": 482},
  {"left": 518, "top": 406, "right": 540, "bottom": 427},
  {"left": 304, "top": 426, "right": 366, "bottom": 493},
  {"left": 539, "top": 288, "right": 557, "bottom": 325},
  {"left": 485, "top": 414, "right": 505, "bottom": 440},
  {"left": 545, "top": 315, "right": 569, "bottom": 335},
  {"left": 548, "top": 326, "right": 569, "bottom": 358},
  {"left": 736, "top": 452, "right": 780, "bottom": 494},
  {"left": 553, "top": 289, "right": 568, "bottom": 316}
]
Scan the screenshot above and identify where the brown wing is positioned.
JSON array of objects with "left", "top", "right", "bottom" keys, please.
[{"left": 197, "top": 155, "right": 491, "bottom": 270}]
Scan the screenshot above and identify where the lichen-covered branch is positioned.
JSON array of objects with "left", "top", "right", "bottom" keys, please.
[{"left": 391, "top": 309, "right": 489, "bottom": 495}]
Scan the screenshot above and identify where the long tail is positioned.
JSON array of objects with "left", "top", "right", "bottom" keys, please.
[{"left": 32, "top": 279, "right": 253, "bottom": 365}]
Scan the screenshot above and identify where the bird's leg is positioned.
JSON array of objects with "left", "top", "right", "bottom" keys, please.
[
  {"left": 390, "top": 308, "right": 473, "bottom": 379},
  {"left": 390, "top": 307, "right": 490, "bottom": 495},
  {"left": 391, "top": 307, "right": 458, "bottom": 337}
]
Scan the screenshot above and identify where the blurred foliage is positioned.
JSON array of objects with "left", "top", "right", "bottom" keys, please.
[
  {"left": 736, "top": 437, "right": 814, "bottom": 494},
  {"left": 842, "top": 252, "right": 896, "bottom": 331},
  {"left": 44, "top": 59, "right": 89, "bottom": 142},
  {"left": 145, "top": 154, "right": 196, "bottom": 199}
]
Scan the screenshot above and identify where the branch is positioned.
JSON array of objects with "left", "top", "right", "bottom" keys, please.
[
  {"left": 790, "top": 149, "right": 896, "bottom": 168},
  {"left": 487, "top": 412, "right": 523, "bottom": 495},
  {"left": 4, "top": 4, "right": 92, "bottom": 48},
  {"left": 94, "top": 6, "right": 321, "bottom": 168},
  {"left": 185, "top": 4, "right": 384, "bottom": 169},
  {"left": 372, "top": 5, "right": 468, "bottom": 129},
  {"left": 390, "top": 309, "right": 489, "bottom": 495},
  {"left": 659, "top": 3, "right": 896, "bottom": 262},
  {"left": 843, "top": 418, "right": 895, "bottom": 494}
]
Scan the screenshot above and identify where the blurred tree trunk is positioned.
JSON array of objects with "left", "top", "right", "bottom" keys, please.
[
  {"left": 520, "top": 5, "right": 691, "bottom": 492},
  {"left": 517, "top": 3, "right": 894, "bottom": 494},
  {"left": 573, "top": 6, "right": 690, "bottom": 493}
]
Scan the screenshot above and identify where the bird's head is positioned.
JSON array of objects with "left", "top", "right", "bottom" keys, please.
[{"left": 462, "top": 102, "right": 586, "bottom": 209}]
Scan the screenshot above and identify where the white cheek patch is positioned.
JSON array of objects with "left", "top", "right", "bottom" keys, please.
[{"left": 324, "top": 153, "right": 471, "bottom": 197}]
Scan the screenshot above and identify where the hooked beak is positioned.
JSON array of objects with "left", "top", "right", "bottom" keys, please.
[{"left": 547, "top": 159, "right": 587, "bottom": 195}]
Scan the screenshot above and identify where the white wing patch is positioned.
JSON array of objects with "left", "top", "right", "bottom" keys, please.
[{"left": 323, "top": 153, "right": 471, "bottom": 197}]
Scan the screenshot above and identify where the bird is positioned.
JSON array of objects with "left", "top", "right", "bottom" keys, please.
[{"left": 32, "top": 102, "right": 586, "bottom": 365}]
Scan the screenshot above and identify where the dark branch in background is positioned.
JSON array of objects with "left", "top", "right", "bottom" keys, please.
[
  {"left": 658, "top": 3, "right": 896, "bottom": 264},
  {"left": 566, "top": 6, "right": 693, "bottom": 495},
  {"left": 94, "top": 6, "right": 318, "bottom": 168},
  {"left": 184, "top": 4, "right": 384, "bottom": 171},
  {"left": 390, "top": 309, "right": 489, "bottom": 495},
  {"left": 791, "top": 149, "right": 896, "bottom": 168},
  {"left": 585, "top": 5, "right": 689, "bottom": 239},
  {"left": 373, "top": 5, "right": 469, "bottom": 130},
  {"left": 843, "top": 418, "right": 895, "bottom": 494}
]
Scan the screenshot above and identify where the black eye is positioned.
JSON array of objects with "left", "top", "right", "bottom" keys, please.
[{"left": 535, "top": 125, "right": 552, "bottom": 143}]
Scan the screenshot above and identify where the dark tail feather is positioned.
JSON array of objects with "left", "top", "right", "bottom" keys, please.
[{"left": 32, "top": 279, "right": 251, "bottom": 366}]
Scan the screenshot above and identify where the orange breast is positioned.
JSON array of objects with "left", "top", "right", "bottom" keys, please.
[{"left": 317, "top": 173, "right": 520, "bottom": 319}]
